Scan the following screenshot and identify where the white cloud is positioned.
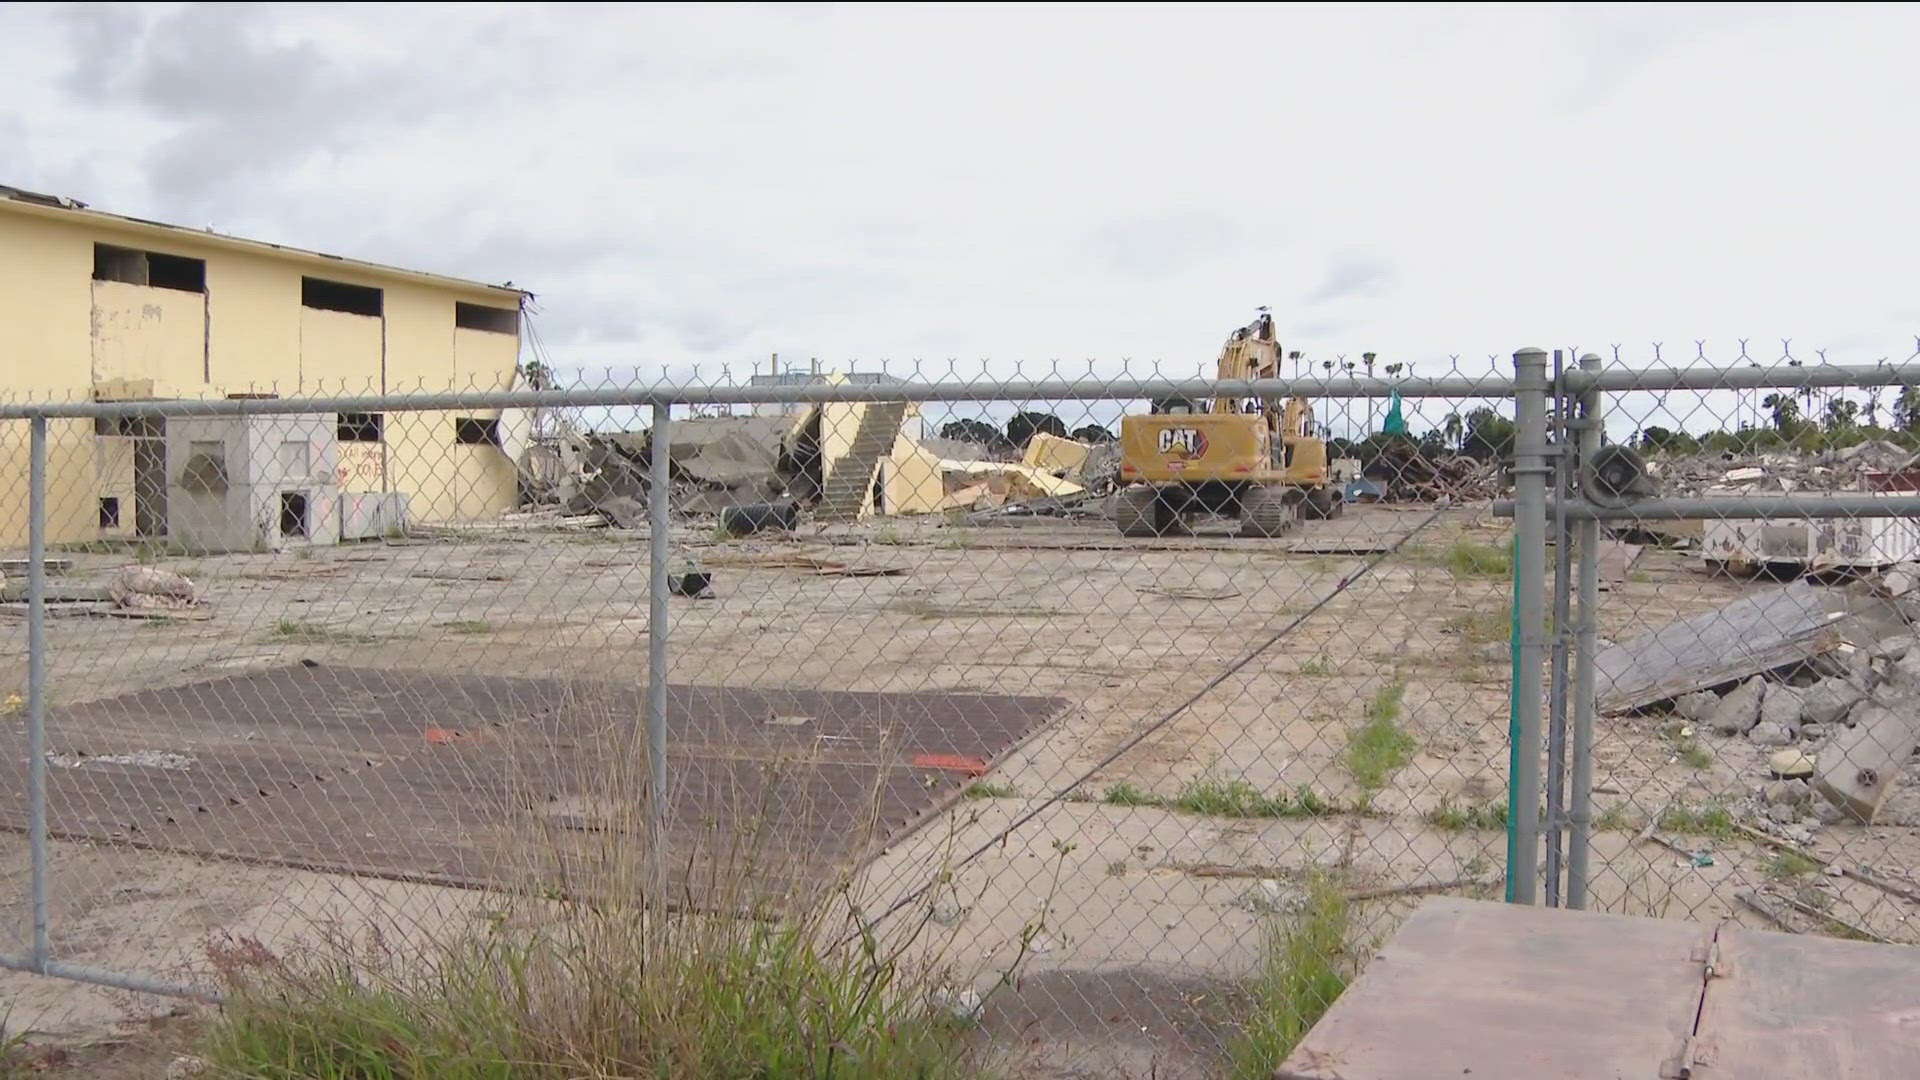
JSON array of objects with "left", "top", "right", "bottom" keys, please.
[{"left": 4, "top": 0, "right": 1916, "bottom": 411}]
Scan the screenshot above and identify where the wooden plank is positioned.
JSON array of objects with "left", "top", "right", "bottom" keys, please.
[
  {"left": 1696, "top": 925, "right": 1920, "bottom": 1078},
  {"left": 1278, "top": 897, "right": 1709, "bottom": 1080},
  {"left": 1594, "top": 582, "right": 1848, "bottom": 711}
]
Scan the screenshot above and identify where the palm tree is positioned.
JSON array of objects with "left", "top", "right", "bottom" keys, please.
[
  {"left": 1898, "top": 385, "right": 1920, "bottom": 432},
  {"left": 1761, "top": 392, "right": 1802, "bottom": 435},
  {"left": 1443, "top": 411, "right": 1464, "bottom": 451}
]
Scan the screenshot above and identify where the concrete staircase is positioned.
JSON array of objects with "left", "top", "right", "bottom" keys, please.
[{"left": 814, "top": 402, "right": 908, "bottom": 522}]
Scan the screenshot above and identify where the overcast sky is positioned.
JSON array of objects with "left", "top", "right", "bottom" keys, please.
[{"left": 5, "top": 2, "right": 1918, "bottom": 432}]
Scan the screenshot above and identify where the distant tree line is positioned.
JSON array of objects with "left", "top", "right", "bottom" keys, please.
[
  {"left": 939, "top": 412, "right": 1115, "bottom": 450},
  {"left": 1635, "top": 386, "right": 1920, "bottom": 456}
]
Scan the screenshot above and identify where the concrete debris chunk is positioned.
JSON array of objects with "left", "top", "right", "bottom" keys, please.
[
  {"left": 1878, "top": 566, "right": 1919, "bottom": 599},
  {"left": 109, "top": 565, "right": 199, "bottom": 610},
  {"left": 1769, "top": 748, "right": 1815, "bottom": 779},
  {"left": 1761, "top": 779, "right": 1810, "bottom": 807},
  {"left": 1813, "top": 695, "right": 1920, "bottom": 822},
  {"left": 1747, "top": 721, "right": 1797, "bottom": 747},
  {"left": 1674, "top": 691, "right": 1720, "bottom": 722},
  {"left": 1870, "top": 634, "right": 1916, "bottom": 661},
  {"left": 1708, "top": 676, "right": 1767, "bottom": 736},
  {"left": 1801, "top": 678, "right": 1865, "bottom": 726},
  {"left": 1758, "top": 682, "right": 1804, "bottom": 731}
]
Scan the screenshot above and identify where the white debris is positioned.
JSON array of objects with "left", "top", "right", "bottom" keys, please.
[
  {"left": 929, "top": 986, "right": 984, "bottom": 1025},
  {"left": 48, "top": 750, "right": 196, "bottom": 771},
  {"left": 110, "top": 565, "right": 199, "bottom": 610},
  {"left": 165, "top": 1057, "right": 210, "bottom": 1080}
]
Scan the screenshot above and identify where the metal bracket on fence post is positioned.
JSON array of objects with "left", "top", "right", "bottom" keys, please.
[
  {"left": 1566, "top": 353, "right": 1604, "bottom": 909},
  {"left": 27, "top": 415, "right": 49, "bottom": 969},
  {"left": 1508, "top": 348, "right": 1550, "bottom": 906},
  {"left": 647, "top": 400, "right": 672, "bottom": 899}
]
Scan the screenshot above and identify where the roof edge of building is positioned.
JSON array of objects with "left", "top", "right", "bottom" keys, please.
[{"left": 0, "top": 184, "right": 528, "bottom": 301}]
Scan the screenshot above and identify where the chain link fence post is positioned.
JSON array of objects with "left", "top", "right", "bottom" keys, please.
[
  {"left": 26, "top": 413, "right": 50, "bottom": 971},
  {"left": 647, "top": 398, "right": 672, "bottom": 898},
  {"left": 1565, "top": 351, "right": 1604, "bottom": 909},
  {"left": 1508, "top": 347, "right": 1551, "bottom": 904}
]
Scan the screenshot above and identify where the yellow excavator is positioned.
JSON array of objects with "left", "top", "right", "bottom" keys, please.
[{"left": 1111, "top": 310, "right": 1342, "bottom": 536}]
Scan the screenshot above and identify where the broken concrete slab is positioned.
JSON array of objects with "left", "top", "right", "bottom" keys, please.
[
  {"left": 1594, "top": 582, "right": 1849, "bottom": 712},
  {"left": 1709, "top": 677, "right": 1767, "bottom": 736},
  {"left": 1747, "top": 721, "right": 1797, "bottom": 747}
]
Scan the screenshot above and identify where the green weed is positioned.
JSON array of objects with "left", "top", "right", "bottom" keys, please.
[
  {"left": 1299, "top": 653, "right": 1334, "bottom": 676},
  {"left": 1766, "top": 851, "right": 1821, "bottom": 880},
  {"left": 1346, "top": 679, "right": 1415, "bottom": 792},
  {"left": 1443, "top": 538, "right": 1513, "bottom": 579},
  {"left": 1101, "top": 783, "right": 1160, "bottom": 807},
  {"left": 1593, "top": 804, "right": 1638, "bottom": 832},
  {"left": 1659, "top": 804, "right": 1739, "bottom": 840},
  {"left": 439, "top": 619, "right": 494, "bottom": 636},
  {"left": 1225, "top": 875, "right": 1352, "bottom": 1079},
  {"left": 1425, "top": 799, "right": 1508, "bottom": 832},
  {"left": 269, "top": 619, "right": 380, "bottom": 645},
  {"left": 962, "top": 781, "right": 1019, "bottom": 800}
]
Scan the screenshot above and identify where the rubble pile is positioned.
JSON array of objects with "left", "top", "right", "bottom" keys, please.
[
  {"left": 1652, "top": 439, "right": 1920, "bottom": 498},
  {"left": 1620, "top": 571, "right": 1920, "bottom": 830},
  {"left": 1363, "top": 444, "right": 1503, "bottom": 502}
]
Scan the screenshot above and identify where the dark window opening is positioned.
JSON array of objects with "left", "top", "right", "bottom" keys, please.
[
  {"left": 280, "top": 492, "right": 310, "bottom": 538},
  {"left": 92, "top": 243, "right": 206, "bottom": 294},
  {"left": 455, "top": 302, "right": 520, "bottom": 335},
  {"left": 454, "top": 417, "right": 501, "bottom": 447},
  {"left": 337, "top": 412, "right": 384, "bottom": 442},
  {"left": 301, "top": 276, "right": 383, "bottom": 317},
  {"left": 98, "top": 497, "right": 120, "bottom": 529}
]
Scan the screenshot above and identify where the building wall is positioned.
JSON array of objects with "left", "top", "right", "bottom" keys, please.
[{"left": 0, "top": 204, "right": 525, "bottom": 546}]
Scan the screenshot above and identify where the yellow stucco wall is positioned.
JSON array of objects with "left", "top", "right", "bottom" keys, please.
[
  {"left": 90, "top": 280, "right": 208, "bottom": 395},
  {"left": 0, "top": 200, "right": 524, "bottom": 546}
]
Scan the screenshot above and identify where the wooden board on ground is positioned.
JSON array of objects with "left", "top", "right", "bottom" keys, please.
[
  {"left": 1281, "top": 896, "right": 1920, "bottom": 1080},
  {"left": 1279, "top": 898, "right": 1707, "bottom": 1079},
  {"left": 1593, "top": 582, "right": 1851, "bottom": 711}
]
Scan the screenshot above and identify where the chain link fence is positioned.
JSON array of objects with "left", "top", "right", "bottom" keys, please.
[
  {"left": 1536, "top": 343, "right": 1920, "bottom": 949},
  {"left": 0, "top": 347, "right": 1915, "bottom": 1074}
]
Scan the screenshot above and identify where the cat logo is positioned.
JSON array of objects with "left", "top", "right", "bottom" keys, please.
[{"left": 1157, "top": 427, "right": 1206, "bottom": 458}]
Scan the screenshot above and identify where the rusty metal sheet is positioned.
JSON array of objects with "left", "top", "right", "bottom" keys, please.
[
  {"left": 1692, "top": 926, "right": 1920, "bottom": 1078},
  {"left": 16, "top": 666, "right": 1067, "bottom": 900},
  {"left": 1278, "top": 898, "right": 1710, "bottom": 1080}
]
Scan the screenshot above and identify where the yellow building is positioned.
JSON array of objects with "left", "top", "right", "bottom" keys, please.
[{"left": 0, "top": 184, "right": 529, "bottom": 549}]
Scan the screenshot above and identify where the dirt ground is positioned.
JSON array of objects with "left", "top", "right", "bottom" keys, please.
[{"left": 0, "top": 503, "right": 1915, "bottom": 1076}]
